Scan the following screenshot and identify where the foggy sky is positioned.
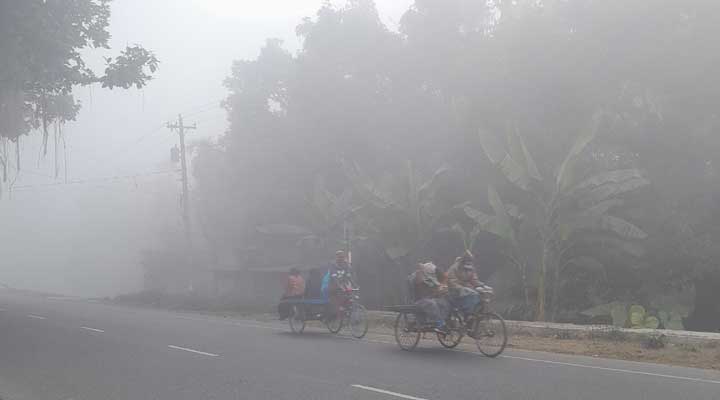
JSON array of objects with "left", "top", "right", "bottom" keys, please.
[{"left": 0, "top": 0, "right": 412, "bottom": 296}]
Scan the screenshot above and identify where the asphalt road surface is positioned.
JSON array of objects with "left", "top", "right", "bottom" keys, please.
[{"left": 0, "top": 291, "right": 718, "bottom": 400}]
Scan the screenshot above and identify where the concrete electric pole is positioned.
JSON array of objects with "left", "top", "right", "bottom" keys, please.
[{"left": 167, "top": 114, "right": 196, "bottom": 244}]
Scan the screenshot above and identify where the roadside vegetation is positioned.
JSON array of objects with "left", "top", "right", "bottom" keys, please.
[
  {"left": 172, "top": 0, "right": 720, "bottom": 331},
  {"left": 6, "top": 1, "right": 719, "bottom": 333}
]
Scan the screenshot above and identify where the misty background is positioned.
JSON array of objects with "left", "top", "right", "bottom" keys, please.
[
  {"left": 0, "top": 0, "right": 411, "bottom": 296},
  {"left": 3, "top": 0, "right": 720, "bottom": 331}
]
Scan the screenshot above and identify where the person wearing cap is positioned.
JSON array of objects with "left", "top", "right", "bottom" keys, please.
[
  {"left": 324, "top": 250, "right": 355, "bottom": 292},
  {"left": 446, "top": 250, "right": 483, "bottom": 317},
  {"left": 321, "top": 250, "right": 355, "bottom": 320}
]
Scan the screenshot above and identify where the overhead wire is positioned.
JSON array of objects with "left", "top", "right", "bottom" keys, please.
[
  {"left": 179, "top": 99, "right": 223, "bottom": 113},
  {"left": 10, "top": 169, "right": 179, "bottom": 192},
  {"left": 93, "top": 98, "right": 225, "bottom": 169},
  {"left": 12, "top": 97, "right": 227, "bottom": 193},
  {"left": 8, "top": 163, "right": 55, "bottom": 179}
]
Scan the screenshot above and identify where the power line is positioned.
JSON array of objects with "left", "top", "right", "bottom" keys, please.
[
  {"left": 83, "top": 123, "right": 166, "bottom": 172},
  {"left": 10, "top": 169, "right": 179, "bottom": 191},
  {"left": 183, "top": 104, "right": 224, "bottom": 119},
  {"left": 176, "top": 99, "right": 223, "bottom": 117},
  {"left": 8, "top": 164, "right": 55, "bottom": 179}
]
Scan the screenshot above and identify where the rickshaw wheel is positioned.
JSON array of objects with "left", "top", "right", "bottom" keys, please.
[
  {"left": 349, "top": 304, "right": 368, "bottom": 339},
  {"left": 437, "top": 312, "right": 464, "bottom": 348},
  {"left": 289, "top": 305, "right": 306, "bottom": 334},
  {"left": 472, "top": 312, "right": 508, "bottom": 357},
  {"left": 394, "top": 313, "right": 421, "bottom": 351},
  {"left": 325, "top": 312, "right": 343, "bottom": 334}
]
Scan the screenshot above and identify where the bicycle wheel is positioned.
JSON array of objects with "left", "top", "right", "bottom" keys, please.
[
  {"left": 325, "top": 311, "right": 343, "bottom": 334},
  {"left": 437, "top": 312, "right": 464, "bottom": 348},
  {"left": 394, "top": 313, "right": 421, "bottom": 351},
  {"left": 289, "top": 305, "right": 306, "bottom": 334},
  {"left": 349, "top": 304, "right": 369, "bottom": 339},
  {"left": 471, "top": 312, "right": 507, "bottom": 357}
]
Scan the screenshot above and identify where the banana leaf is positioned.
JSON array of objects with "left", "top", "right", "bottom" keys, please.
[{"left": 556, "top": 110, "right": 603, "bottom": 192}]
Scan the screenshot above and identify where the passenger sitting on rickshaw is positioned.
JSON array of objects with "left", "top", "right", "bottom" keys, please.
[
  {"left": 447, "top": 250, "right": 485, "bottom": 318},
  {"left": 321, "top": 250, "right": 355, "bottom": 320},
  {"left": 409, "top": 262, "right": 450, "bottom": 334},
  {"left": 278, "top": 267, "right": 306, "bottom": 320}
]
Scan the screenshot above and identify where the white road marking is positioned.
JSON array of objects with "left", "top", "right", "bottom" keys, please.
[
  {"left": 27, "top": 314, "right": 46, "bottom": 320},
  {"left": 500, "top": 355, "right": 720, "bottom": 385},
  {"left": 80, "top": 326, "right": 105, "bottom": 333},
  {"left": 167, "top": 345, "right": 219, "bottom": 357},
  {"left": 173, "top": 315, "right": 720, "bottom": 385},
  {"left": 338, "top": 334, "right": 720, "bottom": 386},
  {"left": 174, "top": 315, "right": 286, "bottom": 331},
  {"left": 343, "top": 333, "right": 720, "bottom": 386},
  {"left": 351, "top": 384, "right": 430, "bottom": 400}
]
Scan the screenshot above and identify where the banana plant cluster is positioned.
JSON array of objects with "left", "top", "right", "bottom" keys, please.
[
  {"left": 470, "top": 112, "right": 649, "bottom": 321},
  {"left": 256, "top": 175, "right": 362, "bottom": 254},
  {"left": 341, "top": 159, "right": 450, "bottom": 266}
]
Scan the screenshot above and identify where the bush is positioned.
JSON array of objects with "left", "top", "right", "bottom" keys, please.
[{"left": 641, "top": 334, "right": 666, "bottom": 350}]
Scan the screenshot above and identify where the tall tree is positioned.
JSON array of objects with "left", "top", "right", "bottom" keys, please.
[{"left": 0, "top": 0, "right": 158, "bottom": 147}]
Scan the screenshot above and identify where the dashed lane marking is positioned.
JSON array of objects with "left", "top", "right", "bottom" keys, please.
[
  {"left": 351, "top": 384, "right": 430, "bottom": 400},
  {"left": 167, "top": 345, "right": 219, "bottom": 357},
  {"left": 80, "top": 326, "right": 105, "bottom": 333}
]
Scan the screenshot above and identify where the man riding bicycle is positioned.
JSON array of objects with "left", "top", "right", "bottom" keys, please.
[
  {"left": 446, "top": 250, "right": 489, "bottom": 319},
  {"left": 321, "top": 250, "right": 355, "bottom": 320}
]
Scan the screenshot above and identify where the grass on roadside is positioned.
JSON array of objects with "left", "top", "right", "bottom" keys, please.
[{"left": 507, "top": 334, "right": 720, "bottom": 371}]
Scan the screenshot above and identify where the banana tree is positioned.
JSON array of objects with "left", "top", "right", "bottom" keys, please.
[
  {"left": 472, "top": 112, "right": 649, "bottom": 321},
  {"left": 342, "top": 159, "right": 450, "bottom": 268},
  {"left": 256, "top": 175, "right": 363, "bottom": 260},
  {"left": 457, "top": 186, "right": 535, "bottom": 313}
]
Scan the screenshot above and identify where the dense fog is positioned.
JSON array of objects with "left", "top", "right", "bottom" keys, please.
[{"left": 2, "top": 0, "right": 720, "bottom": 331}]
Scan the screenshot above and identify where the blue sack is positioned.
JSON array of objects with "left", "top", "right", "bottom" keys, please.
[{"left": 320, "top": 270, "right": 331, "bottom": 299}]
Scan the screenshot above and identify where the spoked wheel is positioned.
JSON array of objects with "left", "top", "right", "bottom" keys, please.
[
  {"left": 325, "top": 309, "right": 343, "bottom": 334},
  {"left": 471, "top": 312, "right": 508, "bottom": 357},
  {"left": 289, "top": 305, "right": 306, "bottom": 334},
  {"left": 394, "top": 313, "right": 421, "bottom": 351},
  {"left": 349, "top": 304, "right": 369, "bottom": 339},
  {"left": 437, "top": 312, "right": 464, "bottom": 348}
]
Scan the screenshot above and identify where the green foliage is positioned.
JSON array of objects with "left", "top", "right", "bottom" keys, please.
[
  {"left": 629, "top": 305, "right": 660, "bottom": 329},
  {"left": 343, "top": 160, "right": 451, "bottom": 264},
  {"left": 100, "top": 45, "right": 159, "bottom": 89},
  {"left": 187, "top": 0, "right": 720, "bottom": 326},
  {"left": 641, "top": 334, "right": 667, "bottom": 350},
  {"left": 476, "top": 122, "right": 648, "bottom": 320},
  {"left": 0, "top": 0, "right": 158, "bottom": 139},
  {"left": 581, "top": 301, "right": 628, "bottom": 327},
  {"left": 657, "top": 310, "right": 687, "bottom": 331},
  {"left": 582, "top": 302, "right": 688, "bottom": 331}
]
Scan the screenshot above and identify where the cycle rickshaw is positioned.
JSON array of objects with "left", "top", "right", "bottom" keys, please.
[
  {"left": 282, "top": 267, "right": 368, "bottom": 339},
  {"left": 386, "top": 285, "right": 508, "bottom": 357}
]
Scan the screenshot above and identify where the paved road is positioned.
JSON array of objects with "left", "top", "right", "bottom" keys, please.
[{"left": 0, "top": 291, "right": 718, "bottom": 400}]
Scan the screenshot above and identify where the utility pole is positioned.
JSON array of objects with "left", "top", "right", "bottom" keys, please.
[{"left": 167, "top": 114, "right": 196, "bottom": 244}]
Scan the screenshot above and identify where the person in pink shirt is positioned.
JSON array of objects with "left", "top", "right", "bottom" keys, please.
[
  {"left": 283, "top": 267, "right": 306, "bottom": 299},
  {"left": 278, "top": 267, "right": 306, "bottom": 320}
]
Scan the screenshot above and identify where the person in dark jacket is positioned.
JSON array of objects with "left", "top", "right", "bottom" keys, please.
[
  {"left": 409, "top": 262, "right": 449, "bottom": 333},
  {"left": 446, "top": 251, "right": 484, "bottom": 317}
]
